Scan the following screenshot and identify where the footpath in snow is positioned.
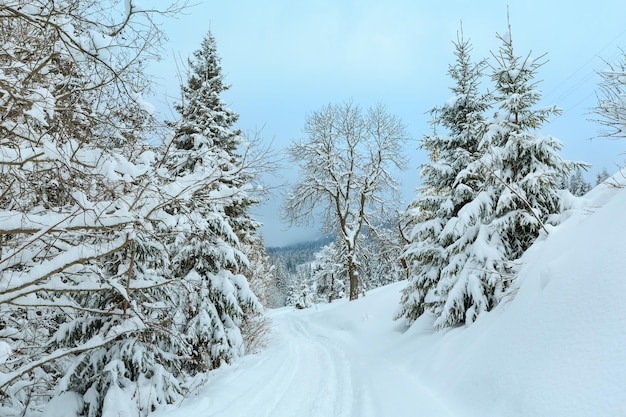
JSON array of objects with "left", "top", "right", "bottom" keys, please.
[
  {"left": 155, "top": 282, "right": 457, "bottom": 417},
  {"left": 156, "top": 178, "right": 626, "bottom": 417}
]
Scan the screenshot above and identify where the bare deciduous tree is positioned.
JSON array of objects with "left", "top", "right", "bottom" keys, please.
[
  {"left": 285, "top": 102, "right": 409, "bottom": 300},
  {"left": 593, "top": 49, "right": 626, "bottom": 140}
]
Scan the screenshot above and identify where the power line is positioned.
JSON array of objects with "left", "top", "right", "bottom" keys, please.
[{"left": 543, "top": 28, "right": 626, "bottom": 107}]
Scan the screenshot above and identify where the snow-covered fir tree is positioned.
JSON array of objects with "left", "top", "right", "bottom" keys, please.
[
  {"left": 478, "top": 22, "right": 582, "bottom": 260},
  {"left": 568, "top": 168, "right": 592, "bottom": 196},
  {"left": 450, "top": 21, "right": 585, "bottom": 329},
  {"left": 399, "top": 22, "right": 586, "bottom": 330},
  {"left": 166, "top": 30, "right": 261, "bottom": 373},
  {"left": 265, "top": 240, "right": 331, "bottom": 307},
  {"left": 398, "top": 30, "right": 492, "bottom": 326},
  {"left": 286, "top": 264, "right": 315, "bottom": 309},
  {"left": 56, "top": 219, "right": 185, "bottom": 416},
  {"left": 266, "top": 255, "right": 291, "bottom": 307},
  {"left": 596, "top": 167, "right": 611, "bottom": 185}
]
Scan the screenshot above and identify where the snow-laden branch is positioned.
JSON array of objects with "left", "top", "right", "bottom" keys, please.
[
  {"left": 0, "top": 315, "right": 145, "bottom": 390},
  {"left": 285, "top": 102, "right": 409, "bottom": 300},
  {"left": 0, "top": 233, "right": 130, "bottom": 303}
]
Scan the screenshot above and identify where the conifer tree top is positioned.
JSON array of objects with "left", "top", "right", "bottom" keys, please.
[
  {"left": 489, "top": 17, "right": 556, "bottom": 131},
  {"left": 174, "top": 30, "right": 240, "bottom": 154}
]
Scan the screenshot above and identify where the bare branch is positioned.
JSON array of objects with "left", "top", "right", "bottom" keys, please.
[{"left": 284, "top": 101, "right": 409, "bottom": 300}]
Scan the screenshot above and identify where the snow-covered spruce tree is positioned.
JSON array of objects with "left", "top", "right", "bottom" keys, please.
[
  {"left": 266, "top": 255, "right": 291, "bottom": 308},
  {"left": 52, "top": 124, "right": 190, "bottom": 417},
  {"left": 568, "top": 168, "right": 592, "bottom": 196},
  {"left": 467, "top": 21, "right": 584, "bottom": 317},
  {"left": 286, "top": 264, "right": 315, "bottom": 309},
  {"left": 596, "top": 167, "right": 610, "bottom": 185},
  {"left": 593, "top": 49, "right": 626, "bottom": 140},
  {"left": 55, "top": 209, "right": 184, "bottom": 417},
  {"left": 397, "top": 31, "right": 492, "bottom": 326},
  {"left": 166, "top": 30, "right": 261, "bottom": 373},
  {"left": 0, "top": 2, "right": 186, "bottom": 415}
]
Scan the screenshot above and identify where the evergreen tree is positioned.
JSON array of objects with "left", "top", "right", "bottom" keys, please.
[
  {"left": 458, "top": 19, "right": 586, "bottom": 328},
  {"left": 399, "top": 21, "right": 586, "bottom": 330},
  {"left": 56, "top": 224, "right": 184, "bottom": 416},
  {"left": 568, "top": 168, "right": 592, "bottom": 196},
  {"left": 286, "top": 264, "right": 315, "bottom": 309},
  {"left": 313, "top": 242, "right": 346, "bottom": 303},
  {"left": 479, "top": 21, "right": 580, "bottom": 261},
  {"left": 596, "top": 167, "right": 611, "bottom": 185},
  {"left": 166, "top": 30, "right": 261, "bottom": 373},
  {"left": 398, "top": 30, "right": 492, "bottom": 326},
  {"left": 267, "top": 256, "right": 291, "bottom": 308}
]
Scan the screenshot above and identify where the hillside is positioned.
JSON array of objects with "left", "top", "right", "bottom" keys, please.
[{"left": 151, "top": 176, "right": 626, "bottom": 417}]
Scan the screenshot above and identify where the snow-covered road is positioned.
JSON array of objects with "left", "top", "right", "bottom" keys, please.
[
  {"left": 155, "top": 283, "right": 456, "bottom": 417},
  {"left": 205, "top": 314, "right": 354, "bottom": 417}
]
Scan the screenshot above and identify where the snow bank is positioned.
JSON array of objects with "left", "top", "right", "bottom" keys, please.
[
  {"left": 403, "top": 177, "right": 626, "bottom": 417},
  {"left": 303, "top": 175, "right": 626, "bottom": 416}
]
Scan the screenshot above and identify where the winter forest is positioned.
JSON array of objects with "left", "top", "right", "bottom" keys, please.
[{"left": 1, "top": 2, "right": 626, "bottom": 417}]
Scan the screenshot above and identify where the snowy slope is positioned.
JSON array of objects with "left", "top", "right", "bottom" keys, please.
[
  {"left": 405, "top": 178, "right": 626, "bottom": 417},
  {"left": 155, "top": 178, "right": 626, "bottom": 417}
]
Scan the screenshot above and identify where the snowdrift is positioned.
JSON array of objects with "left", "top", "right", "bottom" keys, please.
[
  {"left": 398, "top": 177, "right": 626, "bottom": 416},
  {"left": 300, "top": 176, "right": 626, "bottom": 416}
]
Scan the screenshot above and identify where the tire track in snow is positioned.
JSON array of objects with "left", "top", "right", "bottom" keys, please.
[
  {"left": 286, "top": 317, "right": 354, "bottom": 417},
  {"left": 189, "top": 313, "right": 354, "bottom": 417},
  {"left": 300, "top": 309, "right": 458, "bottom": 417},
  {"left": 255, "top": 315, "right": 353, "bottom": 417},
  {"left": 202, "top": 319, "right": 300, "bottom": 417},
  {"left": 156, "top": 305, "right": 456, "bottom": 417}
]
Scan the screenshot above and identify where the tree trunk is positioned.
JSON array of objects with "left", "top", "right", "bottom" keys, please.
[
  {"left": 345, "top": 238, "right": 359, "bottom": 301},
  {"left": 348, "top": 260, "right": 359, "bottom": 301}
]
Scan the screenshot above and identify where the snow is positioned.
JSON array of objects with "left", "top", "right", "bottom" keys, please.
[
  {"left": 0, "top": 341, "right": 11, "bottom": 364},
  {"left": 154, "top": 284, "right": 455, "bottom": 417},
  {"left": 25, "top": 87, "right": 55, "bottom": 125},
  {"left": 102, "top": 384, "right": 139, "bottom": 417},
  {"left": 41, "top": 392, "right": 83, "bottom": 417},
  {"left": 151, "top": 172, "right": 626, "bottom": 417},
  {"left": 133, "top": 92, "right": 156, "bottom": 115}
]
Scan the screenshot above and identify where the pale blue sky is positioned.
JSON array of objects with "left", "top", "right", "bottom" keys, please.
[{"left": 151, "top": 1, "right": 626, "bottom": 247}]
